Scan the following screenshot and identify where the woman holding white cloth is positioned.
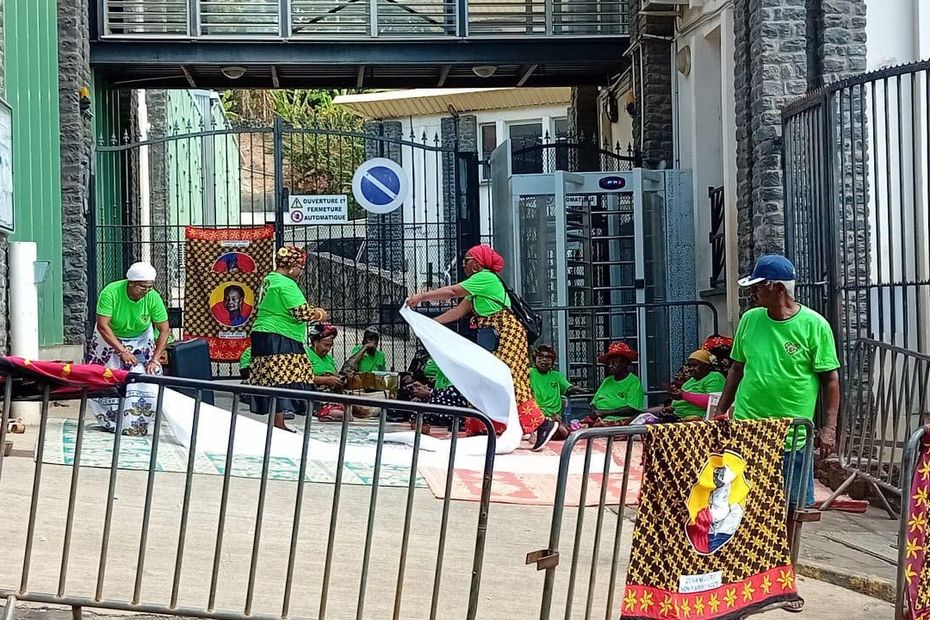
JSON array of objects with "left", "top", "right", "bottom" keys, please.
[{"left": 84, "top": 261, "right": 170, "bottom": 435}]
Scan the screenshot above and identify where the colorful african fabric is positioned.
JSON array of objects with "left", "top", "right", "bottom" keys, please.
[
  {"left": 464, "top": 309, "right": 544, "bottom": 436},
  {"left": 905, "top": 429, "right": 930, "bottom": 619},
  {"left": 183, "top": 225, "right": 274, "bottom": 361},
  {"left": 0, "top": 356, "right": 128, "bottom": 399},
  {"left": 621, "top": 418, "right": 799, "bottom": 620}
]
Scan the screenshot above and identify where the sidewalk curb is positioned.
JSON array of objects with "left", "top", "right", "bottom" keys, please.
[{"left": 797, "top": 560, "right": 896, "bottom": 603}]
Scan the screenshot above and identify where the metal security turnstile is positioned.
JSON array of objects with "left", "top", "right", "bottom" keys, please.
[{"left": 490, "top": 140, "right": 694, "bottom": 396}]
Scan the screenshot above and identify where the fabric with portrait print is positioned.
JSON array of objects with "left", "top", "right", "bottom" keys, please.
[
  {"left": 620, "top": 418, "right": 799, "bottom": 620},
  {"left": 183, "top": 225, "right": 275, "bottom": 361}
]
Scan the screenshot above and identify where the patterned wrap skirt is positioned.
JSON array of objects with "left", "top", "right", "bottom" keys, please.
[
  {"left": 84, "top": 325, "right": 161, "bottom": 435},
  {"left": 464, "top": 309, "right": 545, "bottom": 436},
  {"left": 249, "top": 331, "right": 314, "bottom": 416}
]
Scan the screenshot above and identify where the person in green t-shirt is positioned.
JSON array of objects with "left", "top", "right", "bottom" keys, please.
[
  {"left": 343, "top": 326, "right": 388, "bottom": 374},
  {"left": 405, "top": 244, "right": 552, "bottom": 450},
  {"left": 530, "top": 345, "right": 581, "bottom": 441},
  {"left": 85, "top": 262, "right": 171, "bottom": 435},
  {"left": 715, "top": 255, "right": 840, "bottom": 530},
  {"left": 669, "top": 349, "right": 727, "bottom": 420},
  {"left": 581, "top": 342, "right": 645, "bottom": 427},
  {"left": 239, "top": 347, "right": 252, "bottom": 379},
  {"left": 249, "top": 246, "right": 328, "bottom": 431},
  {"left": 307, "top": 323, "right": 349, "bottom": 422}
]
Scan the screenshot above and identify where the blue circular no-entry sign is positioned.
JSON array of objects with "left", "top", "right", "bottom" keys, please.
[{"left": 352, "top": 158, "right": 410, "bottom": 215}]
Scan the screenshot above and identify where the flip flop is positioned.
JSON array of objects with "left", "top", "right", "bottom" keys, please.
[{"left": 785, "top": 597, "right": 805, "bottom": 613}]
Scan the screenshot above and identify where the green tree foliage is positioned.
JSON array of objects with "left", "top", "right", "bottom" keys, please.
[{"left": 222, "top": 89, "right": 365, "bottom": 216}]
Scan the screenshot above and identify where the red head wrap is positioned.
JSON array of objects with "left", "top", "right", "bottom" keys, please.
[{"left": 465, "top": 244, "right": 505, "bottom": 274}]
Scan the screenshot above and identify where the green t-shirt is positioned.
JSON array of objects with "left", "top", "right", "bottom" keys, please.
[
  {"left": 530, "top": 367, "right": 572, "bottom": 417},
  {"left": 460, "top": 270, "right": 511, "bottom": 317},
  {"left": 307, "top": 348, "right": 337, "bottom": 376},
  {"left": 591, "top": 373, "right": 645, "bottom": 420},
  {"left": 251, "top": 271, "right": 309, "bottom": 344},
  {"left": 240, "top": 347, "right": 252, "bottom": 370},
  {"left": 351, "top": 344, "right": 387, "bottom": 373},
  {"left": 96, "top": 280, "right": 169, "bottom": 338},
  {"left": 671, "top": 371, "right": 726, "bottom": 418},
  {"left": 730, "top": 306, "right": 839, "bottom": 448},
  {"left": 423, "top": 358, "right": 451, "bottom": 390}
]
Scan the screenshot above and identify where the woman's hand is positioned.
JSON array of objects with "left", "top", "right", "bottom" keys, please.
[
  {"left": 144, "top": 360, "right": 161, "bottom": 375},
  {"left": 317, "top": 375, "right": 345, "bottom": 389},
  {"left": 405, "top": 294, "right": 425, "bottom": 308},
  {"left": 118, "top": 349, "right": 137, "bottom": 367}
]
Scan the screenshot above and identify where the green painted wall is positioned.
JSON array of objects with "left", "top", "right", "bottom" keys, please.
[
  {"left": 92, "top": 81, "right": 126, "bottom": 291},
  {"left": 3, "top": 0, "right": 64, "bottom": 346}
]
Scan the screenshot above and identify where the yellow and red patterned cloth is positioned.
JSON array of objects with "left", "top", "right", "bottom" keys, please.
[
  {"left": 905, "top": 429, "right": 930, "bottom": 619},
  {"left": 621, "top": 418, "right": 800, "bottom": 619},
  {"left": 0, "top": 356, "right": 128, "bottom": 399},
  {"left": 183, "top": 225, "right": 274, "bottom": 361}
]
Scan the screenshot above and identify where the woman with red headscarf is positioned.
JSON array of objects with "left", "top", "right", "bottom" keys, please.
[
  {"left": 405, "top": 244, "right": 554, "bottom": 450},
  {"left": 249, "top": 246, "right": 328, "bottom": 431}
]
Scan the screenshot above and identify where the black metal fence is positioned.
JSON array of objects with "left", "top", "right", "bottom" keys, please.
[
  {"left": 0, "top": 371, "right": 495, "bottom": 620},
  {"left": 93, "top": 112, "right": 480, "bottom": 377},
  {"left": 510, "top": 135, "right": 639, "bottom": 175},
  {"left": 783, "top": 59, "right": 930, "bottom": 370},
  {"left": 708, "top": 185, "right": 725, "bottom": 290}
]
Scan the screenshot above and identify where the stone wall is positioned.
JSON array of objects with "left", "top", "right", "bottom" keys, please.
[
  {"left": 305, "top": 251, "right": 406, "bottom": 330},
  {"left": 628, "top": 1, "right": 674, "bottom": 169},
  {"left": 58, "top": 0, "right": 92, "bottom": 344},
  {"left": 732, "top": 0, "right": 867, "bottom": 292},
  {"left": 441, "top": 114, "right": 476, "bottom": 271}
]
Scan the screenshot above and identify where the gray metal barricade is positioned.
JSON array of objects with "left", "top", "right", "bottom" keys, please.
[
  {"left": 895, "top": 425, "right": 929, "bottom": 620},
  {"left": 0, "top": 372, "right": 496, "bottom": 620},
  {"left": 823, "top": 340, "right": 930, "bottom": 517},
  {"left": 530, "top": 419, "right": 815, "bottom": 620}
]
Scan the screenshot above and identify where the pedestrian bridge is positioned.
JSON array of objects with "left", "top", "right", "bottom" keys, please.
[{"left": 91, "top": 0, "right": 630, "bottom": 88}]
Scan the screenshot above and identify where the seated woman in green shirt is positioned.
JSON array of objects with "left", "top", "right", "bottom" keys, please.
[
  {"left": 249, "top": 246, "right": 328, "bottom": 431},
  {"left": 307, "top": 324, "right": 349, "bottom": 422},
  {"left": 581, "top": 342, "right": 645, "bottom": 427},
  {"left": 343, "top": 325, "right": 387, "bottom": 374},
  {"left": 85, "top": 261, "right": 171, "bottom": 435},
  {"left": 630, "top": 349, "right": 726, "bottom": 425}
]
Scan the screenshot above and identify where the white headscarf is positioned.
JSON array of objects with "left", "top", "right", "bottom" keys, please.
[{"left": 126, "top": 261, "right": 157, "bottom": 282}]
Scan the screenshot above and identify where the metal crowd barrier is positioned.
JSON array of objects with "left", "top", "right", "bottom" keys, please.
[
  {"left": 896, "top": 425, "right": 928, "bottom": 620},
  {"left": 0, "top": 373, "right": 496, "bottom": 620},
  {"left": 529, "top": 419, "right": 815, "bottom": 620},
  {"left": 823, "top": 340, "right": 930, "bottom": 517}
]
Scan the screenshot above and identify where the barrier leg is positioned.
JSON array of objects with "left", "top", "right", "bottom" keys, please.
[
  {"left": 71, "top": 605, "right": 83, "bottom": 620},
  {"left": 818, "top": 472, "right": 857, "bottom": 511},
  {"left": 2, "top": 596, "right": 16, "bottom": 620},
  {"left": 869, "top": 481, "right": 899, "bottom": 519}
]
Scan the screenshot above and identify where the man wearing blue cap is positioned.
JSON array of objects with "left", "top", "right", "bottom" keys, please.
[{"left": 715, "top": 255, "right": 840, "bottom": 512}]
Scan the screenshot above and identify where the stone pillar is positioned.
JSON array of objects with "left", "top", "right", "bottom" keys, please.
[
  {"left": 441, "top": 114, "right": 476, "bottom": 277},
  {"left": 570, "top": 86, "right": 600, "bottom": 171},
  {"left": 732, "top": 0, "right": 867, "bottom": 293},
  {"left": 628, "top": 1, "right": 674, "bottom": 169},
  {"left": 363, "top": 121, "right": 404, "bottom": 273},
  {"left": 58, "top": 0, "right": 93, "bottom": 345},
  {"left": 144, "top": 90, "right": 172, "bottom": 299}
]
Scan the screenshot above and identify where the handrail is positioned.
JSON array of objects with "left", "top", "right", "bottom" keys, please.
[{"left": 98, "top": 0, "right": 630, "bottom": 39}]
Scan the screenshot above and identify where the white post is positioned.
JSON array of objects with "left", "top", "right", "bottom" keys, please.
[{"left": 8, "top": 242, "right": 41, "bottom": 424}]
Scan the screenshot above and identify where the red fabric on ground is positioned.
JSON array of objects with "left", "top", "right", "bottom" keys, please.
[{"left": 0, "top": 356, "right": 128, "bottom": 399}]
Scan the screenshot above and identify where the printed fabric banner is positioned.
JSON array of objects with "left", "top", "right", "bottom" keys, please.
[
  {"left": 621, "top": 418, "right": 799, "bottom": 620},
  {"left": 905, "top": 428, "right": 930, "bottom": 619},
  {"left": 183, "top": 225, "right": 275, "bottom": 361}
]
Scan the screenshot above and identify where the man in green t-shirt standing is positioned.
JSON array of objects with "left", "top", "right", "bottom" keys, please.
[{"left": 715, "top": 255, "right": 840, "bottom": 515}]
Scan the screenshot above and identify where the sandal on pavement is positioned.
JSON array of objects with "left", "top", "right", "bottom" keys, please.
[{"left": 785, "top": 597, "right": 805, "bottom": 613}]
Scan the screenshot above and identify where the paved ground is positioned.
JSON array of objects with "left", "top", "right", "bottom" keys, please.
[{"left": 0, "top": 403, "right": 897, "bottom": 619}]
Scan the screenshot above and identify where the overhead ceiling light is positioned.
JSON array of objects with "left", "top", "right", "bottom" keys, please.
[
  {"left": 472, "top": 65, "right": 497, "bottom": 78},
  {"left": 221, "top": 66, "right": 247, "bottom": 80}
]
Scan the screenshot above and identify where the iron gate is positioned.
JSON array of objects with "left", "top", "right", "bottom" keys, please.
[
  {"left": 91, "top": 115, "right": 480, "bottom": 376},
  {"left": 782, "top": 59, "right": 930, "bottom": 368}
]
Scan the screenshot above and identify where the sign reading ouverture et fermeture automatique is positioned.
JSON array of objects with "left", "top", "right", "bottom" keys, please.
[{"left": 287, "top": 194, "right": 348, "bottom": 224}]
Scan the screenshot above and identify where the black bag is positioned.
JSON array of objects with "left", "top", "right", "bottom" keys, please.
[{"left": 498, "top": 278, "right": 543, "bottom": 345}]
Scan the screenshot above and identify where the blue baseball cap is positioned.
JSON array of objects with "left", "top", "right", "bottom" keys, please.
[{"left": 738, "top": 255, "right": 797, "bottom": 287}]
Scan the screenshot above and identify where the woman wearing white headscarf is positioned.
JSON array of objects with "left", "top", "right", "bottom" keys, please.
[{"left": 84, "top": 261, "right": 170, "bottom": 434}]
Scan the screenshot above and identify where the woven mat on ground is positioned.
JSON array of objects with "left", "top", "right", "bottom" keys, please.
[
  {"left": 41, "top": 417, "right": 424, "bottom": 488},
  {"left": 418, "top": 436, "right": 867, "bottom": 510}
]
